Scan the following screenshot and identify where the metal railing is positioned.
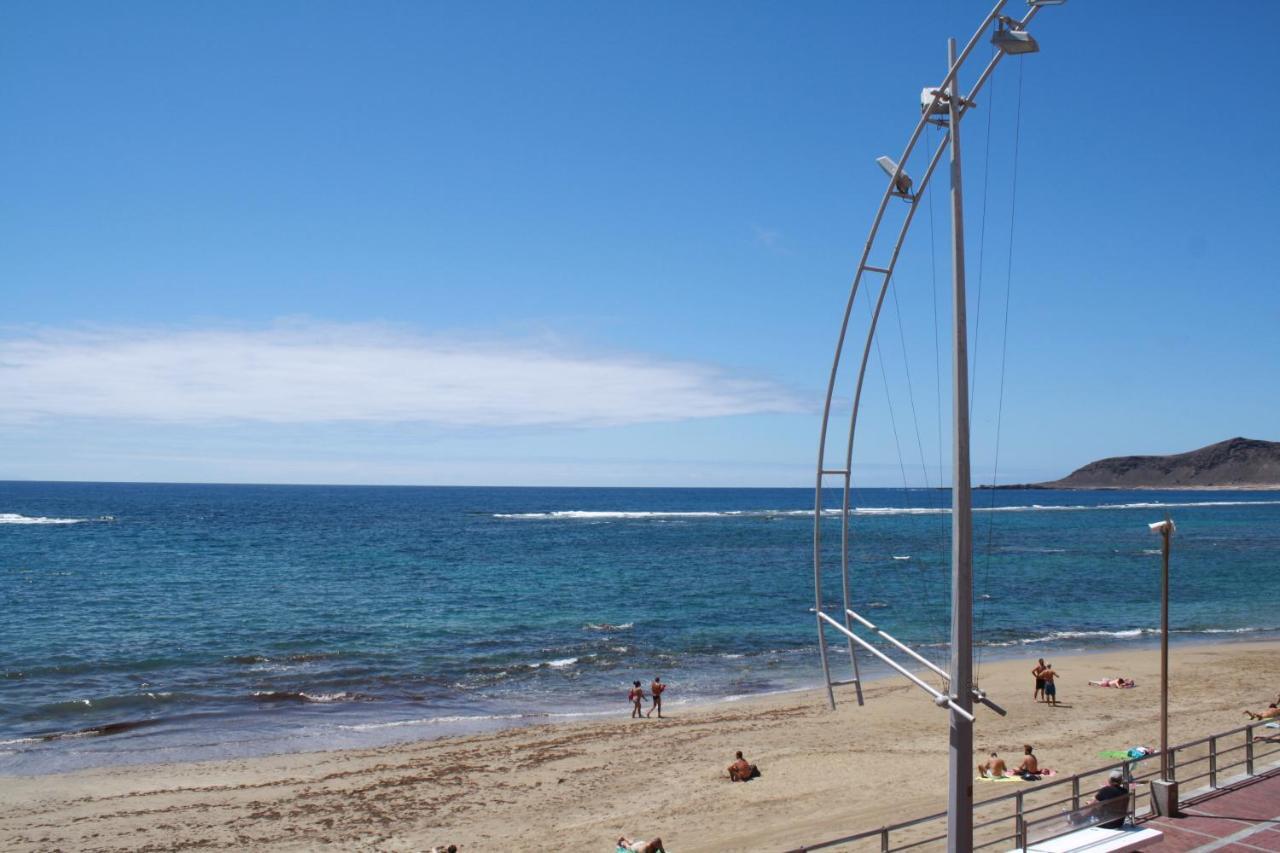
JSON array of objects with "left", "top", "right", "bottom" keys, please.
[{"left": 785, "top": 721, "right": 1280, "bottom": 851}]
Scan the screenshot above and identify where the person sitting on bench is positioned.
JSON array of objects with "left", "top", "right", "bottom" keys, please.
[{"left": 1091, "top": 770, "right": 1129, "bottom": 829}]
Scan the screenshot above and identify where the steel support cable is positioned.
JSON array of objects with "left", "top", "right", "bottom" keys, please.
[
  {"left": 976, "top": 57, "right": 1025, "bottom": 685},
  {"left": 870, "top": 281, "right": 915, "bottom": 661},
  {"left": 969, "top": 47, "right": 999, "bottom": 425},
  {"left": 873, "top": 333, "right": 911, "bottom": 495},
  {"left": 925, "top": 124, "right": 947, "bottom": 509},
  {"left": 888, "top": 270, "right": 932, "bottom": 495},
  {"left": 924, "top": 125, "right": 950, "bottom": 652},
  {"left": 887, "top": 263, "right": 951, "bottom": 676}
]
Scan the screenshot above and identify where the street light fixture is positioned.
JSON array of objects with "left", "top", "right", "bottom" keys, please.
[
  {"left": 992, "top": 23, "right": 1040, "bottom": 55},
  {"left": 875, "top": 155, "right": 913, "bottom": 198}
]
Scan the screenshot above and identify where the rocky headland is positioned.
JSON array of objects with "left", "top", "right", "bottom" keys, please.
[{"left": 1001, "top": 437, "right": 1280, "bottom": 490}]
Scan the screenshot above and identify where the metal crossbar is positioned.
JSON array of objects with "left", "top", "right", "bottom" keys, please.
[
  {"left": 784, "top": 721, "right": 1280, "bottom": 852},
  {"left": 817, "top": 611, "right": 975, "bottom": 722}
]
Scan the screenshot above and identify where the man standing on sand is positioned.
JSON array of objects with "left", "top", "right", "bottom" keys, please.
[
  {"left": 1041, "top": 663, "right": 1060, "bottom": 706},
  {"left": 1032, "top": 658, "right": 1047, "bottom": 702},
  {"left": 628, "top": 680, "right": 645, "bottom": 718},
  {"left": 646, "top": 677, "right": 665, "bottom": 718}
]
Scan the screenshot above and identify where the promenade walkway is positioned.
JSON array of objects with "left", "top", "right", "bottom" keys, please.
[{"left": 1140, "top": 769, "right": 1280, "bottom": 851}]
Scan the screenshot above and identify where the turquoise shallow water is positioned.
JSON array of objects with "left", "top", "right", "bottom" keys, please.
[{"left": 1, "top": 482, "right": 1277, "bottom": 774}]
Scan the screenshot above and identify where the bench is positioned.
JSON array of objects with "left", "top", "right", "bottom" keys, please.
[
  {"left": 1011, "top": 825, "right": 1163, "bottom": 852},
  {"left": 1010, "top": 790, "right": 1162, "bottom": 852}
]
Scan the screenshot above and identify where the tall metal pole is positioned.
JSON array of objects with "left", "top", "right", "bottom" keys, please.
[
  {"left": 945, "top": 36, "right": 974, "bottom": 853},
  {"left": 1159, "top": 516, "right": 1171, "bottom": 781}
]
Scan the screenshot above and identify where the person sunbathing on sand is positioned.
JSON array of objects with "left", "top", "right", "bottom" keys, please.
[
  {"left": 617, "top": 836, "right": 665, "bottom": 853},
  {"left": 1089, "top": 676, "right": 1135, "bottom": 688},
  {"left": 1244, "top": 703, "right": 1280, "bottom": 721},
  {"left": 977, "top": 752, "right": 1007, "bottom": 778},
  {"left": 728, "top": 750, "right": 761, "bottom": 781}
]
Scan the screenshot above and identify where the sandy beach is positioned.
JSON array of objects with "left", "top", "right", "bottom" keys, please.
[{"left": 1, "top": 640, "right": 1276, "bottom": 851}]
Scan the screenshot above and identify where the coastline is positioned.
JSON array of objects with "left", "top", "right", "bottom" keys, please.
[
  {"left": 982, "top": 484, "right": 1280, "bottom": 491},
  {"left": 3, "top": 640, "right": 1276, "bottom": 851}
]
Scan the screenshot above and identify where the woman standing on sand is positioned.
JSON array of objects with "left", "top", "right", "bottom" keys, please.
[{"left": 628, "top": 681, "right": 645, "bottom": 718}]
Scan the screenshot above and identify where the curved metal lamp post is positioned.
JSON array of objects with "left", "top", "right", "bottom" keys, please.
[{"left": 810, "top": 2, "right": 1065, "bottom": 848}]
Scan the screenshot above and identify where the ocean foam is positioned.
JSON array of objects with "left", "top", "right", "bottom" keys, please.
[
  {"left": 338, "top": 713, "right": 526, "bottom": 732},
  {"left": 0, "top": 512, "right": 86, "bottom": 525},
  {"left": 494, "top": 499, "right": 1280, "bottom": 521}
]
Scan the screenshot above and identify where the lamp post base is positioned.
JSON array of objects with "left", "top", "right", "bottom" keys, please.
[{"left": 1150, "top": 779, "right": 1179, "bottom": 817}]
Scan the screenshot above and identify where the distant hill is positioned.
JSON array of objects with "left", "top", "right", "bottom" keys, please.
[{"left": 1031, "top": 437, "right": 1280, "bottom": 490}]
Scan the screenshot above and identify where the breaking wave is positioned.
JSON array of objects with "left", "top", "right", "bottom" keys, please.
[
  {"left": 494, "top": 499, "right": 1280, "bottom": 520},
  {"left": 250, "top": 691, "right": 377, "bottom": 704},
  {"left": 982, "top": 625, "right": 1273, "bottom": 648},
  {"left": 0, "top": 512, "right": 87, "bottom": 525}
]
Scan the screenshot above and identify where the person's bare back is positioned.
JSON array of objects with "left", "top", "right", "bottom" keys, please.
[
  {"left": 1016, "top": 744, "right": 1039, "bottom": 775},
  {"left": 1041, "top": 666, "right": 1059, "bottom": 705},
  {"left": 977, "top": 752, "right": 1006, "bottom": 778},
  {"left": 727, "top": 750, "right": 759, "bottom": 781},
  {"left": 1244, "top": 704, "right": 1280, "bottom": 721}
]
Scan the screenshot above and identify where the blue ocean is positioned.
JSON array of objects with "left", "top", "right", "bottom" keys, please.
[{"left": 2, "top": 481, "right": 1278, "bottom": 775}]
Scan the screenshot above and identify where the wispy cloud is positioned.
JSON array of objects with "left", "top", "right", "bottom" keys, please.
[
  {"left": 753, "top": 225, "right": 788, "bottom": 255},
  {"left": 0, "top": 322, "right": 803, "bottom": 427}
]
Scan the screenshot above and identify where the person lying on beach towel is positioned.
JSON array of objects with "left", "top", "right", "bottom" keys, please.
[
  {"left": 727, "top": 750, "right": 761, "bottom": 781},
  {"left": 617, "top": 836, "right": 665, "bottom": 853},
  {"left": 1244, "top": 703, "right": 1280, "bottom": 721},
  {"left": 1089, "top": 676, "right": 1136, "bottom": 688}
]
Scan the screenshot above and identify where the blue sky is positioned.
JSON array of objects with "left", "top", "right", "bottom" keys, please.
[{"left": 2, "top": 1, "right": 1277, "bottom": 487}]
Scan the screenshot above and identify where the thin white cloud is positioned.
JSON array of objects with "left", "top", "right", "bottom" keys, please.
[{"left": 0, "top": 323, "right": 803, "bottom": 427}]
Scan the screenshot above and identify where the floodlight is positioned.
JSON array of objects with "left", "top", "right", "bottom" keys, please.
[
  {"left": 920, "top": 87, "right": 948, "bottom": 118},
  {"left": 992, "top": 26, "right": 1040, "bottom": 54},
  {"left": 876, "top": 156, "right": 913, "bottom": 196}
]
